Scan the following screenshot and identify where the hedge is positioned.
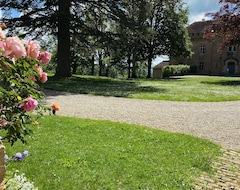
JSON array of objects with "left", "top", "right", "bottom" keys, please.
[{"left": 162, "top": 64, "right": 190, "bottom": 78}]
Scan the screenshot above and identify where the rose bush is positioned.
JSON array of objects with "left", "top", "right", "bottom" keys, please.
[{"left": 0, "top": 23, "right": 51, "bottom": 145}]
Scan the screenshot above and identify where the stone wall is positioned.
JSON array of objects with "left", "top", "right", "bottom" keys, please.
[{"left": 0, "top": 142, "right": 6, "bottom": 190}]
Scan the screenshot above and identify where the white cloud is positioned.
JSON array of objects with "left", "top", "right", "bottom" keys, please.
[
  {"left": 188, "top": 13, "right": 210, "bottom": 24},
  {"left": 183, "top": 0, "right": 221, "bottom": 23}
]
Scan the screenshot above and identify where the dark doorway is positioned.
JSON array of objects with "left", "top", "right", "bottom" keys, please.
[{"left": 228, "top": 62, "right": 235, "bottom": 76}]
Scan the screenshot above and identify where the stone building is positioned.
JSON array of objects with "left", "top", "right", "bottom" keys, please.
[
  {"left": 153, "top": 61, "right": 169, "bottom": 79},
  {"left": 170, "top": 20, "right": 240, "bottom": 76}
]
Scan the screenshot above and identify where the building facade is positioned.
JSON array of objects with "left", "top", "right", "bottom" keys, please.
[{"left": 170, "top": 21, "right": 240, "bottom": 76}]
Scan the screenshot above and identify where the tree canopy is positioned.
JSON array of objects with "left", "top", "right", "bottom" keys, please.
[
  {"left": 204, "top": 0, "right": 240, "bottom": 49},
  {"left": 0, "top": 0, "right": 191, "bottom": 78}
]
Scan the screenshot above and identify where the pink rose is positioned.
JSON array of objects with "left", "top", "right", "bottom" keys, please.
[
  {"left": 19, "top": 97, "right": 38, "bottom": 112},
  {"left": 40, "top": 72, "right": 48, "bottom": 83},
  {"left": 0, "top": 119, "right": 8, "bottom": 127},
  {"left": 2, "top": 36, "right": 26, "bottom": 58},
  {"left": 0, "top": 28, "right": 5, "bottom": 39},
  {"left": 36, "top": 65, "right": 43, "bottom": 77},
  {"left": 38, "top": 51, "right": 51, "bottom": 64},
  {"left": 27, "top": 40, "right": 40, "bottom": 60},
  {"left": 29, "top": 76, "right": 36, "bottom": 82},
  {"left": 0, "top": 40, "right": 5, "bottom": 53},
  {"left": 1, "top": 23, "right": 6, "bottom": 29}
]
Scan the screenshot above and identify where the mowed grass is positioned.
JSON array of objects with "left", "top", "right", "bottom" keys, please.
[
  {"left": 3, "top": 116, "right": 221, "bottom": 189},
  {"left": 43, "top": 75, "right": 240, "bottom": 102}
]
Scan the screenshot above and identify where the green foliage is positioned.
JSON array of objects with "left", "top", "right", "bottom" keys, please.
[
  {"left": 0, "top": 26, "right": 51, "bottom": 145},
  {"left": 4, "top": 116, "right": 221, "bottom": 189},
  {"left": 0, "top": 0, "right": 191, "bottom": 78},
  {"left": 162, "top": 64, "right": 190, "bottom": 78},
  {"left": 0, "top": 57, "right": 48, "bottom": 145},
  {"left": 204, "top": 0, "right": 240, "bottom": 49}
]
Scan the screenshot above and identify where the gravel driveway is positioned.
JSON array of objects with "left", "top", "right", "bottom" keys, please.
[{"left": 43, "top": 89, "right": 240, "bottom": 151}]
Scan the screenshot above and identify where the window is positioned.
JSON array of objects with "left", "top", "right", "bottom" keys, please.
[
  {"left": 199, "top": 62, "right": 204, "bottom": 70},
  {"left": 200, "top": 45, "right": 205, "bottom": 54},
  {"left": 228, "top": 46, "right": 236, "bottom": 52}
]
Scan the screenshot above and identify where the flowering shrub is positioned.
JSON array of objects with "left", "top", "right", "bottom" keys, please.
[{"left": 0, "top": 23, "right": 51, "bottom": 145}]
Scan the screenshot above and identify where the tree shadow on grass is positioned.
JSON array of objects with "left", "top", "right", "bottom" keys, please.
[
  {"left": 201, "top": 80, "right": 240, "bottom": 86},
  {"left": 43, "top": 76, "right": 167, "bottom": 97}
]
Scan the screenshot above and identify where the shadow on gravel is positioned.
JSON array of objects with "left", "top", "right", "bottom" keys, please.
[{"left": 42, "top": 76, "right": 167, "bottom": 98}]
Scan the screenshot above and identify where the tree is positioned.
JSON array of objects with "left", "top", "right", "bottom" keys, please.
[
  {"left": 0, "top": 0, "right": 127, "bottom": 77},
  {"left": 0, "top": 0, "right": 191, "bottom": 78},
  {"left": 0, "top": 0, "right": 71, "bottom": 77},
  {"left": 120, "top": 0, "right": 148, "bottom": 78},
  {"left": 204, "top": 0, "right": 240, "bottom": 49},
  {"left": 144, "top": 0, "right": 191, "bottom": 78},
  {"left": 113, "top": 0, "right": 191, "bottom": 78},
  {"left": 56, "top": 0, "right": 71, "bottom": 77}
]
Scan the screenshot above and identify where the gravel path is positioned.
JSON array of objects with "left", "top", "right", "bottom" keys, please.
[{"left": 43, "top": 89, "right": 240, "bottom": 151}]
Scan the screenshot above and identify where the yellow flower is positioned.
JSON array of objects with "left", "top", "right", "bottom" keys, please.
[
  {"left": 17, "top": 96, "right": 22, "bottom": 101},
  {"left": 32, "top": 121, "right": 39, "bottom": 126}
]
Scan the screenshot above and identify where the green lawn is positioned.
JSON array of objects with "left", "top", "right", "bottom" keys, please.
[
  {"left": 3, "top": 116, "right": 221, "bottom": 189},
  {"left": 3, "top": 75, "right": 227, "bottom": 189},
  {"left": 42, "top": 75, "right": 240, "bottom": 102}
]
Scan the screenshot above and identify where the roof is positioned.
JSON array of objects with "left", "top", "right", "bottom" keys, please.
[
  {"left": 187, "top": 20, "right": 214, "bottom": 33},
  {"left": 153, "top": 61, "right": 169, "bottom": 69}
]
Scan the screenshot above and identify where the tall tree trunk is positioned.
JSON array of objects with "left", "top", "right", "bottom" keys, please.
[
  {"left": 55, "top": 0, "right": 71, "bottom": 77},
  {"left": 147, "top": 46, "right": 153, "bottom": 78},
  {"left": 105, "top": 66, "right": 109, "bottom": 77},
  {"left": 98, "top": 52, "right": 103, "bottom": 76},
  {"left": 127, "top": 54, "right": 131, "bottom": 79},
  {"left": 91, "top": 55, "right": 95, "bottom": 76},
  {"left": 72, "top": 62, "right": 78, "bottom": 74},
  {"left": 147, "top": 58, "right": 152, "bottom": 78},
  {"left": 131, "top": 48, "right": 137, "bottom": 78},
  {"left": 147, "top": 54, "right": 153, "bottom": 78}
]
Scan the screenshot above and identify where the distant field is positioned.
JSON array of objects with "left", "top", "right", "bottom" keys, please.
[{"left": 42, "top": 75, "right": 240, "bottom": 102}]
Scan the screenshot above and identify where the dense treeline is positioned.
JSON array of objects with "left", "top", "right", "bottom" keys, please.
[{"left": 0, "top": 0, "right": 192, "bottom": 78}]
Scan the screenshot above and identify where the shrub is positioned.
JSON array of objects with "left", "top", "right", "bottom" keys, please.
[
  {"left": 162, "top": 64, "right": 190, "bottom": 78},
  {"left": 0, "top": 23, "right": 51, "bottom": 145}
]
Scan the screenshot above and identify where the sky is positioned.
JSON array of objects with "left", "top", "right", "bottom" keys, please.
[{"left": 184, "top": 0, "right": 221, "bottom": 24}]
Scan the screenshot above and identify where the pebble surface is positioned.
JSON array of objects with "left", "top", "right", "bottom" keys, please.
[{"left": 43, "top": 89, "right": 240, "bottom": 151}]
